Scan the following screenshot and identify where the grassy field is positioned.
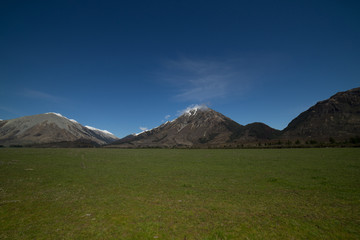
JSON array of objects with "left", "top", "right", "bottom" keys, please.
[{"left": 0, "top": 148, "right": 359, "bottom": 239}]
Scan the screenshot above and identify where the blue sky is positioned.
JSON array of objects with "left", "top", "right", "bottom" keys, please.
[{"left": 1, "top": 0, "right": 359, "bottom": 137}]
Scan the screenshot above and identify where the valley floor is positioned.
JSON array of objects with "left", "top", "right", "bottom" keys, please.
[{"left": 0, "top": 148, "right": 359, "bottom": 239}]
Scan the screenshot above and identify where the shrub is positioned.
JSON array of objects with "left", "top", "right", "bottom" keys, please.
[{"left": 349, "top": 136, "right": 360, "bottom": 144}]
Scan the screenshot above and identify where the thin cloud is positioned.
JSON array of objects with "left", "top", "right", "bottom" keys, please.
[
  {"left": 175, "top": 76, "right": 227, "bottom": 101},
  {"left": 161, "top": 114, "right": 172, "bottom": 123},
  {"left": 164, "top": 58, "right": 240, "bottom": 102},
  {"left": 23, "top": 89, "right": 62, "bottom": 102},
  {"left": 0, "top": 105, "right": 22, "bottom": 118},
  {"left": 139, "top": 126, "right": 148, "bottom": 131}
]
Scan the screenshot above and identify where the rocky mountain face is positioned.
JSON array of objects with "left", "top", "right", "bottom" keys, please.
[
  {"left": 109, "top": 106, "right": 280, "bottom": 148},
  {"left": 282, "top": 87, "right": 360, "bottom": 141},
  {"left": 0, "top": 113, "right": 118, "bottom": 146}
]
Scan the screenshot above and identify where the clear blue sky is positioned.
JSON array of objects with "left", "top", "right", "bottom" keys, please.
[{"left": 1, "top": 0, "right": 359, "bottom": 137}]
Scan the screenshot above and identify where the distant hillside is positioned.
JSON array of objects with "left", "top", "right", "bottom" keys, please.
[
  {"left": 282, "top": 87, "right": 360, "bottom": 141},
  {"left": 0, "top": 113, "right": 118, "bottom": 147}
]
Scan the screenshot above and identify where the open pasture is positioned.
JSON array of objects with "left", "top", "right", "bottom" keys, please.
[{"left": 0, "top": 148, "right": 359, "bottom": 239}]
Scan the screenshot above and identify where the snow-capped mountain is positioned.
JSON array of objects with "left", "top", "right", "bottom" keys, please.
[
  {"left": 0, "top": 113, "right": 118, "bottom": 146},
  {"left": 110, "top": 105, "right": 280, "bottom": 148}
]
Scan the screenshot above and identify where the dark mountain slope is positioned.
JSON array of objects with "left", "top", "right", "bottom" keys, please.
[{"left": 282, "top": 87, "right": 360, "bottom": 140}]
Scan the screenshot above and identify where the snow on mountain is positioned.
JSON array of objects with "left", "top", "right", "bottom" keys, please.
[
  {"left": 46, "top": 112, "right": 64, "bottom": 117},
  {"left": 85, "top": 125, "right": 116, "bottom": 137},
  {"left": 46, "top": 112, "right": 78, "bottom": 124},
  {"left": 180, "top": 104, "right": 209, "bottom": 116},
  {"left": 134, "top": 127, "right": 154, "bottom": 136}
]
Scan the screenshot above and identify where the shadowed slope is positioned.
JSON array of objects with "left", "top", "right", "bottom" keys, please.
[{"left": 282, "top": 87, "right": 360, "bottom": 141}]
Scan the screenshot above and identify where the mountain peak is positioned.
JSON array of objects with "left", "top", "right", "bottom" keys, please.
[
  {"left": 181, "top": 104, "right": 210, "bottom": 116},
  {"left": 44, "top": 112, "right": 78, "bottom": 123}
]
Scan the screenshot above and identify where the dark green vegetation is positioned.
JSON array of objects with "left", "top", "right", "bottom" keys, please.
[{"left": 0, "top": 148, "right": 359, "bottom": 239}]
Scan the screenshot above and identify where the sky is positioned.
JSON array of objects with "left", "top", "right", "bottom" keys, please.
[{"left": 1, "top": 0, "right": 359, "bottom": 137}]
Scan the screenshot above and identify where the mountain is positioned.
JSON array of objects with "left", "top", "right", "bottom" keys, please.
[
  {"left": 282, "top": 87, "right": 360, "bottom": 141},
  {"left": 109, "top": 105, "right": 280, "bottom": 148},
  {"left": 237, "top": 122, "right": 282, "bottom": 141},
  {"left": 0, "top": 113, "right": 118, "bottom": 147}
]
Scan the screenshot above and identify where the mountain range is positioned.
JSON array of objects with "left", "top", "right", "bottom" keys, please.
[
  {"left": 109, "top": 87, "right": 360, "bottom": 148},
  {"left": 1, "top": 87, "right": 359, "bottom": 147}
]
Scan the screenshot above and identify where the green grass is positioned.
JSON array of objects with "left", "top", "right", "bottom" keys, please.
[{"left": 0, "top": 148, "right": 359, "bottom": 239}]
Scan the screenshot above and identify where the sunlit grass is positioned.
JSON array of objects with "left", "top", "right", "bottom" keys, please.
[{"left": 0, "top": 148, "right": 359, "bottom": 239}]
